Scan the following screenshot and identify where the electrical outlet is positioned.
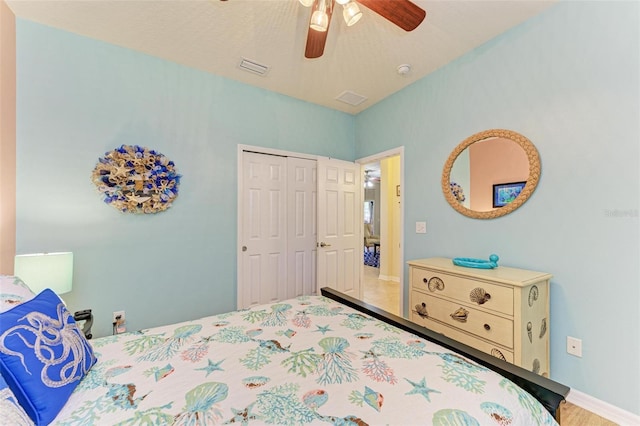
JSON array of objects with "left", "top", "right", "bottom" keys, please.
[
  {"left": 416, "top": 221, "right": 427, "bottom": 234},
  {"left": 567, "top": 336, "right": 582, "bottom": 357},
  {"left": 112, "top": 310, "right": 125, "bottom": 324},
  {"left": 112, "top": 310, "right": 126, "bottom": 334}
]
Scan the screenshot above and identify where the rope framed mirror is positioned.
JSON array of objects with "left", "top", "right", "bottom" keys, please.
[{"left": 441, "top": 129, "right": 541, "bottom": 219}]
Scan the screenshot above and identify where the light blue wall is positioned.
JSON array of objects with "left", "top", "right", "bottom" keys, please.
[
  {"left": 15, "top": 19, "right": 354, "bottom": 338},
  {"left": 356, "top": 1, "right": 639, "bottom": 415}
]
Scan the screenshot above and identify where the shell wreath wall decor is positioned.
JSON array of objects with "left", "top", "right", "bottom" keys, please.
[
  {"left": 92, "top": 145, "right": 181, "bottom": 214},
  {"left": 450, "top": 181, "right": 466, "bottom": 203}
]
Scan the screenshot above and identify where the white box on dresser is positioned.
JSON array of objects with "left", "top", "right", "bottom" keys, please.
[{"left": 408, "top": 257, "right": 551, "bottom": 377}]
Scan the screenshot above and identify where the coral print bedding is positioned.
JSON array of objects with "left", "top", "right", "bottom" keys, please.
[
  {"left": 0, "top": 290, "right": 556, "bottom": 426},
  {"left": 6, "top": 295, "right": 558, "bottom": 425}
]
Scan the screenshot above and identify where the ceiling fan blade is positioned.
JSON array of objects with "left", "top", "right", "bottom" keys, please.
[
  {"left": 357, "top": 0, "right": 426, "bottom": 31},
  {"left": 305, "top": 29, "right": 329, "bottom": 59},
  {"left": 305, "top": 0, "right": 335, "bottom": 59}
]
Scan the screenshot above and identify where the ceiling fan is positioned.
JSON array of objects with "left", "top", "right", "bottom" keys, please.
[{"left": 299, "top": 0, "right": 426, "bottom": 59}]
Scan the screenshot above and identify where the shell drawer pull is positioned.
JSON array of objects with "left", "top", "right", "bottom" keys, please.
[
  {"left": 427, "top": 277, "right": 445, "bottom": 292},
  {"left": 450, "top": 307, "right": 468, "bottom": 323},
  {"left": 470, "top": 287, "right": 491, "bottom": 305},
  {"left": 491, "top": 348, "right": 506, "bottom": 361},
  {"left": 484, "top": 323, "right": 491, "bottom": 331},
  {"left": 414, "top": 302, "right": 429, "bottom": 319}
]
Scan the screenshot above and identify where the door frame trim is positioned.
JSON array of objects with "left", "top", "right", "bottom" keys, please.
[{"left": 356, "top": 146, "right": 405, "bottom": 318}]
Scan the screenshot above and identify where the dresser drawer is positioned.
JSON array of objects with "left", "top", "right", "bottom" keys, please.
[
  {"left": 411, "top": 291, "right": 514, "bottom": 348},
  {"left": 411, "top": 268, "right": 513, "bottom": 316},
  {"left": 410, "top": 312, "right": 515, "bottom": 364}
]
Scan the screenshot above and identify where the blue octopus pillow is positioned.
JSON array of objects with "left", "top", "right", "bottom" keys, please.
[{"left": 0, "top": 289, "right": 96, "bottom": 425}]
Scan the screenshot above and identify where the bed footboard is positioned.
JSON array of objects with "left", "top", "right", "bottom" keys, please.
[{"left": 320, "top": 287, "right": 570, "bottom": 421}]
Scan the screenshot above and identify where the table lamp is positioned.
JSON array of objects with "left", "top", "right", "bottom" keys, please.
[
  {"left": 14, "top": 252, "right": 92, "bottom": 339},
  {"left": 14, "top": 252, "right": 74, "bottom": 297}
]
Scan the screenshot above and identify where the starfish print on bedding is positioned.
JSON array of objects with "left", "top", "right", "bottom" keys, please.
[
  {"left": 405, "top": 377, "right": 441, "bottom": 402},
  {"left": 314, "top": 325, "right": 332, "bottom": 334},
  {"left": 223, "top": 403, "right": 258, "bottom": 425},
  {"left": 196, "top": 358, "right": 225, "bottom": 377}
]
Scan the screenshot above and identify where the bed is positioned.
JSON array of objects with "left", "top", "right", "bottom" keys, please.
[{"left": 1, "top": 275, "right": 569, "bottom": 425}]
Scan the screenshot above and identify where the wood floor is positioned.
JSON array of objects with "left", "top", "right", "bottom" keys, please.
[
  {"left": 561, "top": 401, "right": 617, "bottom": 426},
  {"left": 360, "top": 265, "right": 617, "bottom": 426}
]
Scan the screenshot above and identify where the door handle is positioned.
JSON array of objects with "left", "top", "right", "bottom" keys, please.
[{"left": 318, "top": 242, "right": 332, "bottom": 247}]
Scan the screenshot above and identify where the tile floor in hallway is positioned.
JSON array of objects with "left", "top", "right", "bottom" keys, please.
[{"left": 361, "top": 265, "right": 400, "bottom": 316}]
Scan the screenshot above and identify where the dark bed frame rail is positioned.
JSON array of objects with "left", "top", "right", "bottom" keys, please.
[{"left": 320, "top": 287, "right": 570, "bottom": 422}]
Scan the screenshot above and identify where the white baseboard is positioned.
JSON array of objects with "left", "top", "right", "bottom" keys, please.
[
  {"left": 566, "top": 388, "right": 640, "bottom": 425},
  {"left": 377, "top": 274, "right": 399, "bottom": 283}
]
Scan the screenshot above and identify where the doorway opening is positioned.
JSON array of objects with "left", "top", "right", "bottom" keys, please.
[{"left": 357, "top": 148, "right": 404, "bottom": 317}]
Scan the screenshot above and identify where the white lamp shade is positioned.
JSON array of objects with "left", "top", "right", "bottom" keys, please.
[
  {"left": 14, "top": 252, "right": 74, "bottom": 295},
  {"left": 299, "top": 0, "right": 314, "bottom": 7},
  {"left": 343, "top": 2, "right": 362, "bottom": 26},
  {"left": 310, "top": 10, "right": 329, "bottom": 31}
]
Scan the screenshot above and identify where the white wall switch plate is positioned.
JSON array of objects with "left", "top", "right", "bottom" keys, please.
[{"left": 416, "top": 221, "right": 427, "bottom": 234}]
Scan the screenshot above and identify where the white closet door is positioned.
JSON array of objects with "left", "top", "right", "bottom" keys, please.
[
  {"left": 286, "top": 158, "right": 317, "bottom": 297},
  {"left": 316, "top": 157, "right": 361, "bottom": 298},
  {"left": 240, "top": 152, "right": 287, "bottom": 308}
]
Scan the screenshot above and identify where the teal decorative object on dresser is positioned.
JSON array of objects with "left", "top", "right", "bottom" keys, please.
[{"left": 452, "top": 254, "right": 499, "bottom": 269}]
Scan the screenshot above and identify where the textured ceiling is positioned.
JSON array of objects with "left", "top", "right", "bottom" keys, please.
[{"left": 6, "top": 0, "right": 556, "bottom": 114}]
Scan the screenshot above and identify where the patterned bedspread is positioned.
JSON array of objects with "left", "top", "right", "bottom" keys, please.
[{"left": 52, "top": 295, "right": 557, "bottom": 425}]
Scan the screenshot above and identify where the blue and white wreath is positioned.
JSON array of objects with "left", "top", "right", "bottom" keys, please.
[{"left": 92, "top": 145, "right": 181, "bottom": 214}]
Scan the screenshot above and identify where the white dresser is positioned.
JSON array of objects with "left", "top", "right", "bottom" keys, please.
[{"left": 408, "top": 257, "right": 551, "bottom": 376}]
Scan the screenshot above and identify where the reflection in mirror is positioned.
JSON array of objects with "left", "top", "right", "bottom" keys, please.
[
  {"left": 450, "top": 137, "right": 529, "bottom": 211},
  {"left": 442, "top": 129, "right": 540, "bottom": 219}
]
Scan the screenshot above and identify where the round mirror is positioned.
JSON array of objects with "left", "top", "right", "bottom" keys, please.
[{"left": 441, "top": 129, "right": 541, "bottom": 219}]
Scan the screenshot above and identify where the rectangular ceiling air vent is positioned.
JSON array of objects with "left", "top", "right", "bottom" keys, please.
[
  {"left": 336, "top": 90, "right": 368, "bottom": 106},
  {"left": 238, "top": 58, "right": 270, "bottom": 76}
]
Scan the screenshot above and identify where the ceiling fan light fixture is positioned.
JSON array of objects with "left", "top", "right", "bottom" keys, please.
[
  {"left": 310, "top": 0, "right": 329, "bottom": 32},
  {"left": 343, "top": 2, "right": 362, "bottom": 26},
  {"left": 299, "top": 0, "right": 314, "bottom": 7},
  {"left": 304, "top": 0, "right": 426, "bottom": 59},
  {"left": 310, "top": 10, "right": 329, "bottom": 31}
]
